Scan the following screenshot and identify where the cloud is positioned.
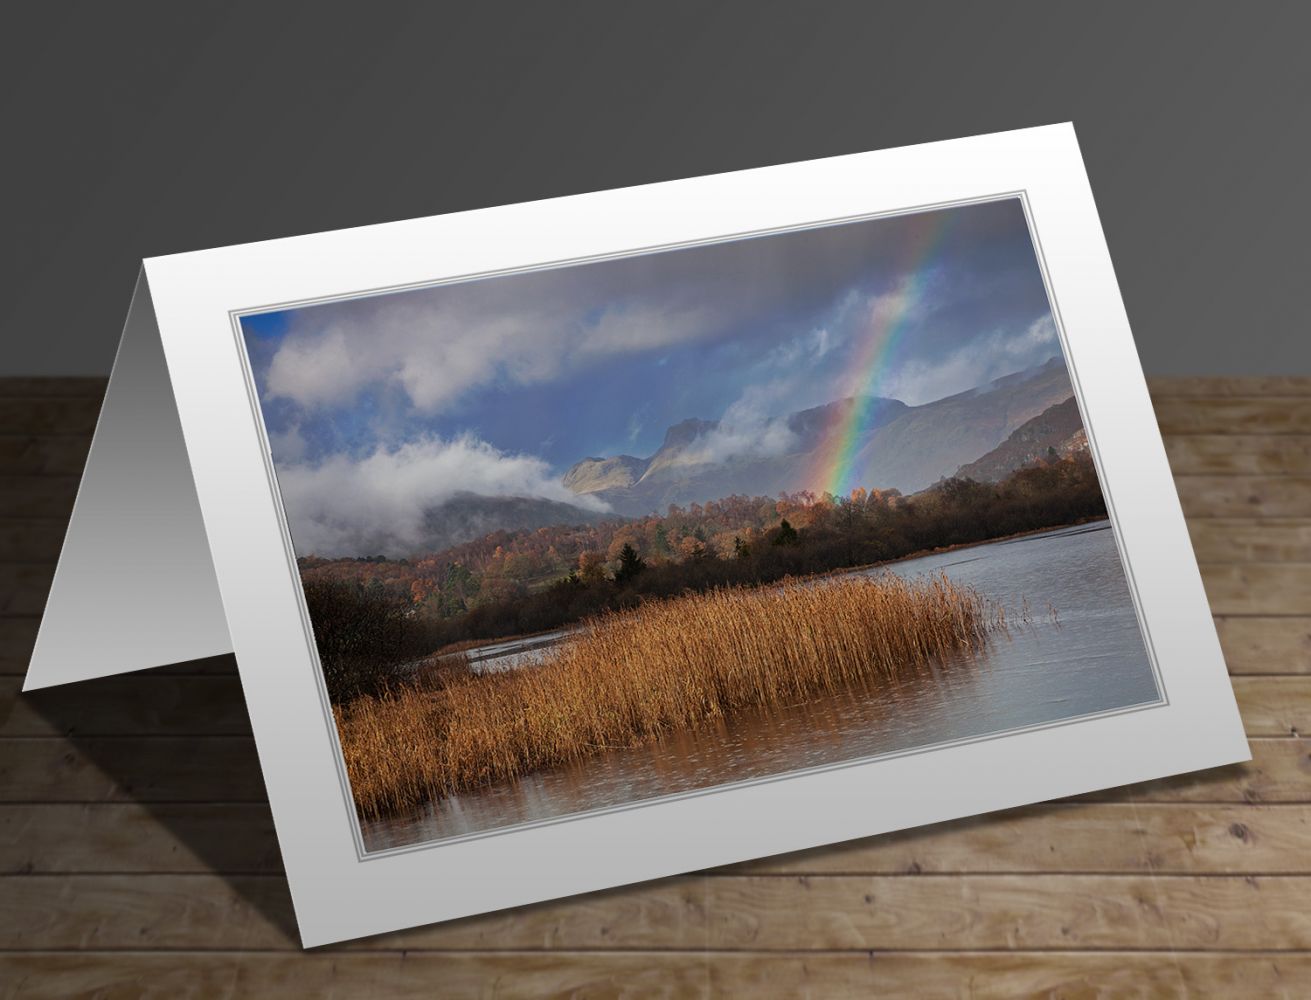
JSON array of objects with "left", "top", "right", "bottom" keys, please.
[
  {"left": 277, "top": 434, "right": 607, "bottom": 557},
  {"left": 880, "top": 313, "right": 1059, "bottom": 405},
  {"left": 256, "top": 199, "right": 1035, "bottom": 415},
  {"left": 679, "top": 382, "right": 800, "bottom": 466},
  {"left": 268, "top": 422, "right": 308, "bottom": 463},
  {"left": 764, "top": 325, "right": 834, "bottom": 370}
]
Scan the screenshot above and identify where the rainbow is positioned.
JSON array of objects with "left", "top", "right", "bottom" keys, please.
[{"left": 805, "top": 210, "right": 956, "bottom": 498}]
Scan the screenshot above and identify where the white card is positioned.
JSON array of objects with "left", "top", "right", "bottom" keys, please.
[{"left": 26, "top": 124, "right": 1248, "bottom": 947}]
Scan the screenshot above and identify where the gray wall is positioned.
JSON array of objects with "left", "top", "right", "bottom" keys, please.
[{"left": 6, "top": 1, "right": 1309, "bottom": 376}]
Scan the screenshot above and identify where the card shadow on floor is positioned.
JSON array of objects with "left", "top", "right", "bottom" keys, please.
[{"left": 20, "top": 654, "right": 300, "bottom": 945}]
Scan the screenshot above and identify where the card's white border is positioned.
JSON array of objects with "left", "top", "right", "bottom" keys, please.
[{"left": 143, "top": 124, "right": 1248, "bottom": 947}]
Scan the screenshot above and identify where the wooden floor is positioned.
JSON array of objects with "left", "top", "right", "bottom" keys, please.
[{"left": 1, "top": 377, "right": 1308, "bottom": 998}]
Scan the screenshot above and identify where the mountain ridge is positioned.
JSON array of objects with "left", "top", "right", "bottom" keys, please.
[{"left": 565, "top": 356, "right": 1074, "bottom": 516}]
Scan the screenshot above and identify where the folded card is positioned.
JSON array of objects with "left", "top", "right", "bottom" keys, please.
[{"left": 26, "top": 124, "right": 1247, "bottom": 947}]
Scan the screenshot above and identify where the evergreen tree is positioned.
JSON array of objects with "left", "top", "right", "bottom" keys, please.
[
  {"left": 614, "top": 542, "right": 647, "bottom": 584},
  {"left": 773, "top": 519, "right": 799, "bottom": 546}
]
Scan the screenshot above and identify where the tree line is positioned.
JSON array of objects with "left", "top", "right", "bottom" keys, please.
[{"left": 305, "top": 451, "right": 1109, "bottom": 703}]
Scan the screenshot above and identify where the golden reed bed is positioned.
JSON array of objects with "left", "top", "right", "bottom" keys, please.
[{"left": 335, "top": 572, "right": 1005, "bottom": 819}]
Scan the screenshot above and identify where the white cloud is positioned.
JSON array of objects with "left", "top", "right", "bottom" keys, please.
[
  {"left": 277, "top": 434, "right": 607, "bottom": 557},
  {"left": 880, "top": 313, "right": 1059, "bottom": 406},
  {"left": 679, "top": 382, "right": 800, "bottom": 466},
  {"left": 268, "top": 422, "right": 308, "bottom": 463},
  {"left": 263, "top": 283, "right": 738, "bottom": 414},
  {"left": 764, "top": 325, "right": 833, "bottom": 370}
]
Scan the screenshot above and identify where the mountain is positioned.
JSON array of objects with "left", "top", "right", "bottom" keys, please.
[
  {"left": 565, "top": 397, "right": 909, "bottom": 516},
  {"left": 955, "top": 396, "right": 1087, "bottom": 482},
  {"left": 563, "top": 357, "right": 1076, "bottom": 515},
  {"left": 561, "top": 454, "right": 648, "bottom": 494},
  {"left": 843, "top": 357, "right": 1075, "bottom": 493}
]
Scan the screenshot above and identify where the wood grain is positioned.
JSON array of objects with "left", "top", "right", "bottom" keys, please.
[
  {"left": 1189, "top": 519, "right": 1311, "bottom": 563},
  {"left": 1200, "top": 565, "right": 1311, "bottom": 617},
  {"left": 0, "top": 378, "right": 1308, "bottom": 996},
  {"left": 1146, "top": 376, "right": 1311, "bottom": 397},
  {"left": 1, "top": 952, "right": 1307, "bottom": 999},
  {"left": 1215, "top": 617, "right": 1311, "bottom": 674},
  {"left": 1176, "top": 476, "right": 1311, "bottom": 518},
  {"left": 0, "top": 738, "right": 266, "bottom": 802},
  {"left": 5, "top": 872, "right": 1311, "bottom": 952},
  {"left": 0, "top": 675, "right": 251, "bottom": 737},
  {"left": 0, "top": 377, "right": 107, "bottom": 398},
  {"left": 1153, "top": 397, "right": 1311, "bottom": 435},
  {"left": 0, "top": 397, "right": 102, "bottom": 436},
  {"left": 0, "top": 435, "right": 92, "bottom": 477},
  {"left": 5, "top": 802, "right": 1308, "bottom": 877},
  {"left": 1165, "top": 435, "right": 1311, "bottom": 476},
  {"left": 0, "top": 476, "right": 78, "bottom": 520}
]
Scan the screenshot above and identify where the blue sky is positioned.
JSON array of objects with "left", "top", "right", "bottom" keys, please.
[{"left": 242, "top": 197, "right": 1061, "bottom": 556}]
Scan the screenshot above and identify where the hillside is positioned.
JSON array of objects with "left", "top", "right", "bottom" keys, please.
[
  {"left": 846, "top": 357, "right": 1075, "bottom": 492},
  {"left": 955, "top": 396, "right": 1087, "bottom": 481}
]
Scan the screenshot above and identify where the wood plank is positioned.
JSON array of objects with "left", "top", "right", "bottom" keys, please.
[
  {"left": 1148, "top": 376, "right": 1311, "bottom": 397},
  {"left": 0, "top": 873, "right": 705, "bottom": 951},
  {"left": 1233, "top": 677, "right": 1311, "bottom": 736},
  {"left": 1200, "top": 564, "right": 1311, "bottom": 616},
  {"left": 7, "top": 802, "right": 1309, "bottom": 877},
  {"left": 1017, "top": 733, "right": 1295, "bottom": 803},
  {"left": 0, "top": 377, "right": 106, "bottom": 398},
  {"left": 0, "top": 476, "right": 78, "bottom": 519},
  {"left": 1216, "top": 617, "right": 1311, "bottom": 674},
  {"left": 732, "top": 803, "right": 1311, "bottom": 877},
  {"left": 0, "top": 952, "right": 1305, "bottom": 999},
  {"left": 0, "top": 435, "right": 91, "bottom": 477},
  {"left": 4, "top": 873, "right": 1310, "bottom": 952},
  {"left": 704, "top": 875, "right": 1311, "bottom": 951},
  {"left": 0, "top": 736, "right": 1303, "bottom": 807},
  {"left": 0, "top": 564, "right": 55, "bottom": 615},
  {"left": 1189, "top": 520, "right": 1311, "bottom": 563},
  {"left": 0, "top": 617, "right": 38, "bottom": 675},
  {"left": 1165, "top": 434, "right": 1311, "bottom": 476},
  {"left": 1114, "top": 738, "right": 1310, "bottom": 803},
  {"left": 0, "top": 738, "right": 267, "bottom": 802},
  {"left": 708, "top": 952, "right": 1311, "bottom": 998},
  {"left": 0, "top": 397, "right": 102, "bottom": 436},
  {"left": 1, "top": 676, "right": 251, "bottom": 737},
  {"left": 1153, "top": 397, "right": 1311, "bottom": 435},
  {"left": 1176, "top": 475, "right": 1311, "bottom": 518},
  {"left": 0, "top": 803, "right": 281, "bottom": 874},
  {"left": 0, "top": 521, "right": 68, "bottom": 562}
]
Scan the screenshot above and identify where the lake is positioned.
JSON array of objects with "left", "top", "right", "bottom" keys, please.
[{"left": 361, "top": 520, "right": 1159, "bottom": 851}]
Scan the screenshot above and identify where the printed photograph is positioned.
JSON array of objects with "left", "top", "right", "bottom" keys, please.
[{"left": 240, "top": 198, "right": 1160, "bottom": 851}]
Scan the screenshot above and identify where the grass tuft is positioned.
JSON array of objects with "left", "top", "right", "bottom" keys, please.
[{"left": 335, "top": 571, "right": 1004, "bottom": 819}]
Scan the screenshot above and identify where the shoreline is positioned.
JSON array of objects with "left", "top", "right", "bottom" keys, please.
[{"left": 423, "top": 515, "right": 1110, "bottom": 662}]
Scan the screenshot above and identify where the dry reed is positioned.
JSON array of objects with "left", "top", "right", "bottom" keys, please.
[{"left": 335, "top": 572, "right": 1003, "bottom": 819}]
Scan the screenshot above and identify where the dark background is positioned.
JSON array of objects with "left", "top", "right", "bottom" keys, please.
[{"left": 4, "top": 1, "right": 1308, "bottom": 376}]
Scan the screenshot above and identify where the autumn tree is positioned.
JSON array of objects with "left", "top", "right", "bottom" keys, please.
[{"left": 578, "top": 550, "right": 607, "bottom": 585}]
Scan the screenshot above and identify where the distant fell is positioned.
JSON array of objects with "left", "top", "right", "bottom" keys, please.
[
  {"left": 564, "top": 356, "right": 1075, "bottom": 514},
  {"left": 955, "top": 395, "right": 1087, "bottom": 482}
]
